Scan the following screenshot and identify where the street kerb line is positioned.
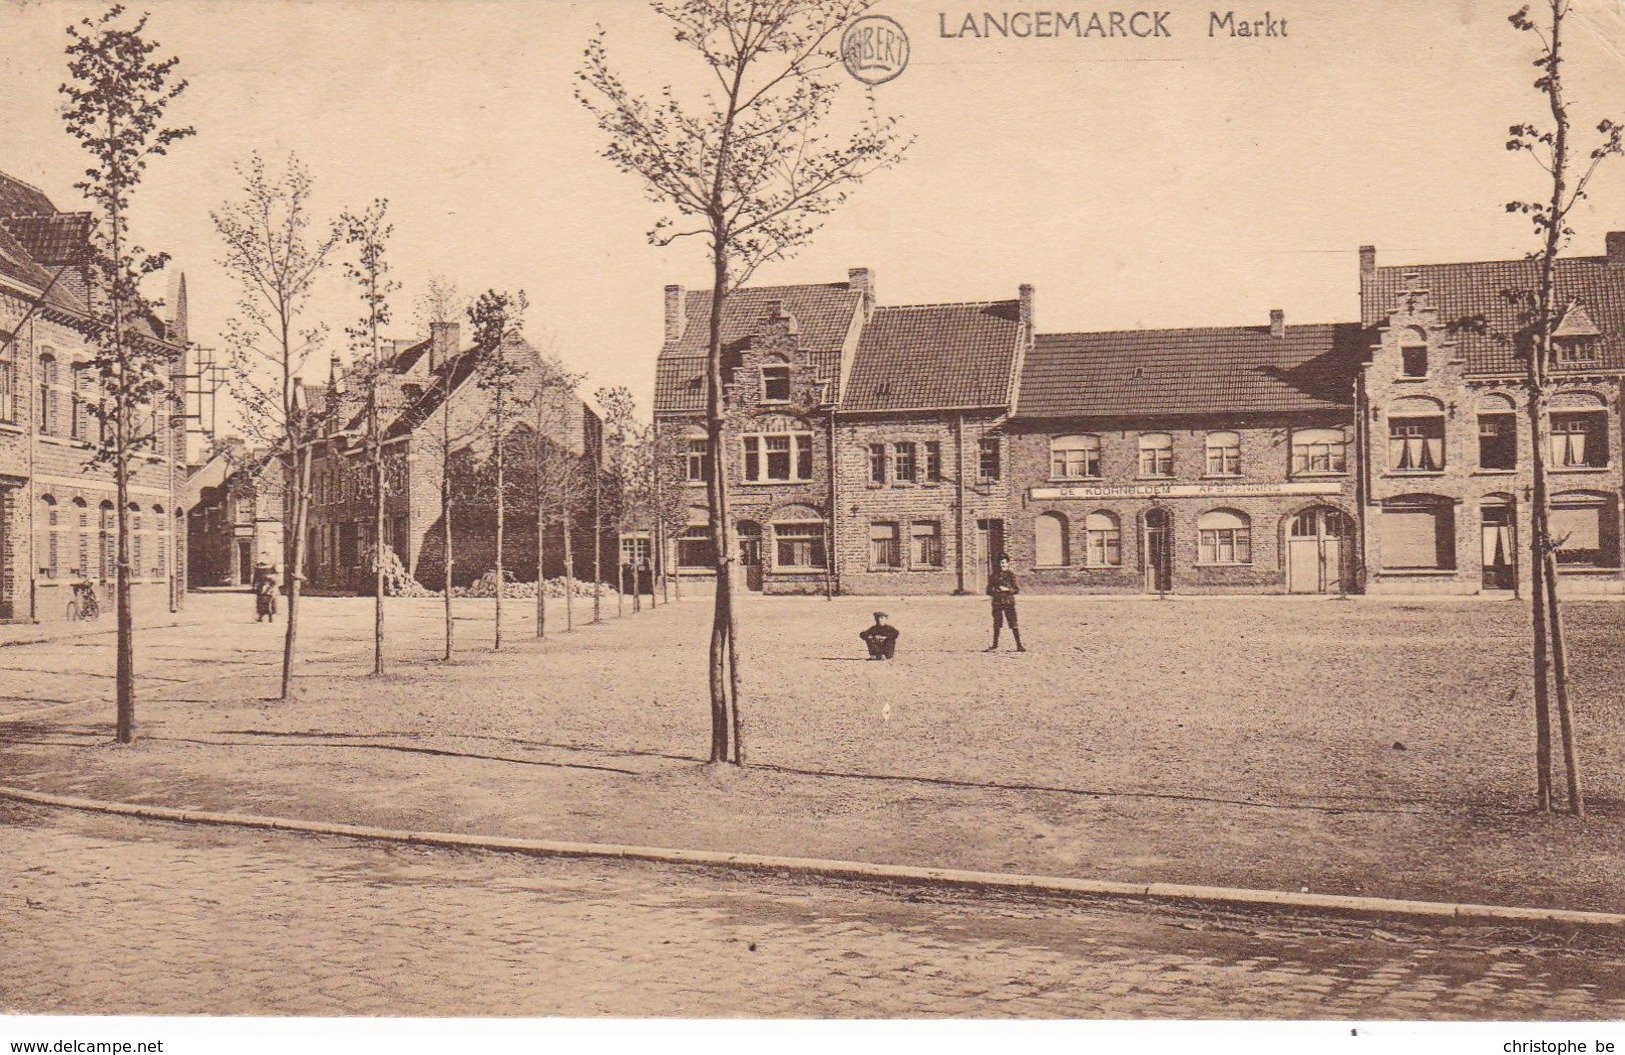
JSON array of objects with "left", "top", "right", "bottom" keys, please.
[{"left": 2, "top": 783, "right": 1620, "bottom": 930}]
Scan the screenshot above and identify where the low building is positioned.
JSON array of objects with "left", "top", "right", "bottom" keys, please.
[
  {"left": 184, "top": 442, "right": 283, "bottom": 588},
  {"left": 1005, "top": 312, "right": 1365, "bottom": 594},
  {"left": 1358, "top": 238, "right": 1625, "bottom": 595}
]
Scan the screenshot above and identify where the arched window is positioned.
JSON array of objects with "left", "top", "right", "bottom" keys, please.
[
  {"left": 1050, "top": 435, "right": 1101, "bottom": 480},
  {"left": 130, "top": 504, "right": 143, "bottom": 579},
  {"left": 98, "top": 501, "right": 114, "bottom": 581},
  {"left": 1388, "top": 397, "right": 1446, "bottom": 473},
  {"left": 38, "top": 352, "right": 59, "bottom": 435},
  {"left": 1197, "top": 509, "right": 1251, "bottom": 565},
  {"left": 1138, "top": 433, "right": 1173, "bottom": 477},
  {"left": 72, "top": 498, "right": 90, "bottom": 578},
  {"left": 152, "top": 505, "right": 166, "bottom": 577},
  {"left": 0, "top": 340, "right": 17, "bottom": 425},
  {"left": 1400, "top": 326, "right": 1429, "bottom": 377},
  {"left": 1380, "top": 495, "right": 1456, "bottom": 571},
  {"left": 1204, "top": 431, "right": 1241, "bottom": 476},
  {"left": 1551, "top": 490, "right": 1619, "bottom": 568},
  {"left": 70, "top": 364, "right": 95, "bottom": 442},
  {"left": 676, "top": 525, "right": 715, "bottom": 569},
  {"left": 1550, "top": 393, "right": 1609, "bottom": 469},
  {"left": 1085, "top": 511, "right": 1121, "bottom": 567},
  {"left": 1476, "top": 394, "right": 1518, "bottom": 470},
  {"left": 39, "top": 495, "right": 60, "bottom": 578},
  {"left": 1034, "top": 511, "right": 1068, "bottom": 568}
]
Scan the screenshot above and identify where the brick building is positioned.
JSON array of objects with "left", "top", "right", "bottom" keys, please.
[
  {"left": 302, "top": 321, "right": 604, "bottom": 594},
  {"left": 1006, "top": 313, "right": 1365, "bottom": 594},
  {"left": 0, "top": 171, "right": 188, "bottom": 623},
  {"left": 184, "top": 442, "right": 283, "bottom": 588},
  {"left": 1357, "top": 238, "right": 1625, "bottom": 595},
  {"left": 652, "top": 270, "right": 1032, "bottom": 595}
]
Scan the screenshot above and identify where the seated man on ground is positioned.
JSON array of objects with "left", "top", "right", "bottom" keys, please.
[{"left": 859, "top": 611, "right": 900, "bottom": 660}]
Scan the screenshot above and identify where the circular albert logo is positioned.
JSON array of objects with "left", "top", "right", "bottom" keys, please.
[{"left": 841, "top": 14, "right": 910, "bottom": 86}]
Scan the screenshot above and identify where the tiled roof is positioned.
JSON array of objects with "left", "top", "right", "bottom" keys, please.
[
  {"left": 1016, "top": 323, "right": 1362, "bottom": 420},
  {"left": 382, "top": 349, "right": 482, "bottom": 441},
  {"left": 3, "top": 213, "right": 92, "bottom": 266},
  {"left": 1362, "top": 252, "right": 1625, "bottom": 376},
  {"left": 0, "top": 173, "right": 58, "bottom": 218},
  {"left": 841, "top": 301, "right": 1022, "bottom": 413},
  {"left": 654, "top": 282, "right": 862, "bottom": 415}
]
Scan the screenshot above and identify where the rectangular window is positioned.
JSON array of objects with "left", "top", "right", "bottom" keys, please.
[
  {"left": 1551, "top": 413, "right": 1608, "bottom": 469},
  {"left": 338, "top": 522, "right": 360, "bottom": 568},
  {"left": 761, "top": 365, "right": 791, "bottom": 402},
  {"left": 774, "top": 522, "right": 825, "bottom": 570},
  {"left": 1198, "top": 527, "right": 1251, "bottom": 564},
  {"left": 1547, "top": 503, "right": 1612, "bottom": 568},
  {"left": 1478, "top": 415, "right": 1517, "bottom": 470},
  {"left": 924, "top": 441, "right": 942, "bottom": 483},
  {"left": 894, "top": 442, "right": 917, "bottom": 484},
  {"left": 1291, "top": 434, "right": 1348, "bottom": 474},
  {"left": 1388, "top": 417, "right": 1446, "bottom": 472},
  {"left": 1381, "top": 505, "right": 1456, "bottom": 570},
  {"left": 910, "top": 521, "right": 943, "bottom": 568},
  {"left": 742, "top": 432, "right": 812, "bottom": 482},
  {"left": 0, "top": 359, "right": 15, "bottom": 424},
  {"left": 620, "top": 534, "right": 652, "bottom": 565},
  {"left": 977, "top": 437, "right": 1001, "bottom": 481},
  {"left": 1204, "top": 438, "right": 1241, "bottom": 477},
  {"left": 869, "top": 521, "right": 900, "bottom": 569},
  {"left": 677, "top": 527, "right": 715, "bottom": 569},
  {"left": 684, "top": 439, "right": 711, "bottom": 483},
  {"left": 868, "top": 444, "right": 887, "bottom": 485},
  {"left": 1087, "top": 522, "right": 1121, "bottom": 567}
]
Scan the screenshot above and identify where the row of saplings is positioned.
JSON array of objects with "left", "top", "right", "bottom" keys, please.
[{"left": 376, "top": 548, "right": 619, "bottom": 600}]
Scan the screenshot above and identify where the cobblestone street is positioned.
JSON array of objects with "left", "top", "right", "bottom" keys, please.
[{"left": 4, "top": 803, "right": 1624, "bottom": 1019}]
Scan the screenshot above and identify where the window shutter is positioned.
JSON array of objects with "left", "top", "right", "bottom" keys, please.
[
  {"left": 1382, "top": 508, "right": 1446, "bottom": 568},
  {"left": 1551, "top": 506, "right": 1601, "bottom": 551}
]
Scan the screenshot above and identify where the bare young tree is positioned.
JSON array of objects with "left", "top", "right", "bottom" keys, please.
[
  {"left": 61, "top": 3, "right": 194, "bottom": 742},
  {"left": 413, "top": 277, "right": 478, "bottom": 661},
  {"left": 468, "top": 289, "right": 530, "bottom": 650},
  {"left": 531, "top": 350, "right": 586, "bottom": 638},
  {"left": 596, "top": 385, "right": 639, "bottom": 617},
  {"left": 213, "top": 153, "right": 340, "bottom": 701},
  {"left": 339, "top": 200, "right": 399, "bottom": 677},
  {"left": 579, "top": 0, "right": 910, "bottom": 764},
  {"left": 1503, "top": 0, "right": 1622, "bottom": 816}
]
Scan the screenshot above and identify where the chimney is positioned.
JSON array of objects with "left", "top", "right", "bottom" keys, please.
[
  {"left": 329, "top": 353, "right": 341, "bottom": 385},
  {"left": 1018, "top": 283, "right": 1035, "bottom": 333},
  {"left": 430, "top": 321, "right": 459, "bottom": 371},
  {"left": 1607, "top": 231, "right": 1625, "bottom": 268},
  {"left": 1359, "top": 245, "right": 1376, "bottom": 280},
  {"left": 1269, "top": 308, "right": 1285, "bottom": 339},
  {"left": 664, "top": 285, "right": 686, "bottom": 342},
  {"left": 848, "top": 267, "right": 875, "bottom": 318}
]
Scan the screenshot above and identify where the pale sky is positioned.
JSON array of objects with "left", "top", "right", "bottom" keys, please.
[{"left": 4, "top": 0, "right": 1625, "bottom": 431}]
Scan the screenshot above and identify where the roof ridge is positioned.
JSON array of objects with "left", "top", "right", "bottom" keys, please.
[
  {"left": 0, "top": 171, "right": 59, "bottom": 208},
  {"left": 879, "top": 299, "right": 1019, "bottom": 310},
  {"left": 1038, "top": 320, "right": 1353, "bottom": 341},
  {"left": 1374, "top": 253, "right": 1607, "bottom": 272}
]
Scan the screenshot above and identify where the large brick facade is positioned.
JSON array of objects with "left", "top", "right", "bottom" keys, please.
[{"left": 0, "top": 173, "right": 187, "bottom": 623}]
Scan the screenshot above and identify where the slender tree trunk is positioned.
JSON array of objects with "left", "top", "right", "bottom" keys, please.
[
  {"left": 563, "top": 492, "right": 576, "bottom": 631},
  {"left": 495, "top": 421, "right": 505, "bottom": 651},
  {"left": 372, "top": 410, "right": 385, "bottom": 676},
  {"left": 281, "top": 446, "right": 311, "bottom": 700},
  {"left": 704, "top": 251, "right": 733, "bottom": 764},
  {"left": 536, "top": 499, "right": 547, "bottom": 639},
  {"left": 443, "top": 492, "right": 454, "bottom": 662},
  {"left": 1528, "top": 496, "right": 1554, "bottom": 811},
  {"left": 115, "top": 453, "right": 134, "bottom": 743},
  {"left": 592, "top": 465, "right": 603, "bottom": 623},
  {"left": 1543, "top": 544, "right": 1583, "bottom": 815}
]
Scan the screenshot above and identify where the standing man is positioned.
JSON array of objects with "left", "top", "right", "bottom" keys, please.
[{"left": 985, "top": 553, "right": 1025, "bottom": 652}]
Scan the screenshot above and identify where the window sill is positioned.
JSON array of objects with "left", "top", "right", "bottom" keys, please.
[
  {"left": 1050, "top": 477, "right": 1103, "bottom": 485},
  {"left": 1136, "top": 475, "right": 1176, "bottom": 482},
  {"left": 1375, "top": 568, "right": 1458, "bottom": 576},
  {"left": 1290, "top": 471, "right": 1349, "bottom": 480},
  {"left": 1555, "top": 565, "right": 1622, "bottom": 575},
  {"left": 1194, "top": 562, "right": 1254, "bottom": 568},
  {"left": 1384, "top": 470, "right": 1446, "bottom": 478},
  {"left": 1201, "top": 474, "right": 1244, "bottom": 481},
  {"left": 1552, "top": 466, "right": 1612, "bottom": 474},
  {"left": 740, "top": 479, "right": 814, "bottom": 486},
  {"left": 1393, "top": 375, "right": 1431, "bottom": 383},
  {"left": 0, "top": 421, "right": 23, "bottom": 434},
  {"left": 1472, "top": 468, "right": 1518, "bottom": 475}
]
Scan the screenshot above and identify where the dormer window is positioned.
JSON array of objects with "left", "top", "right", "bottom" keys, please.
[
  {"left": 1555, "top": 338, "right": 1598, "bottom": 365},
  {"left": 761, "top": 364, "right": 791, "bottom": 402}
]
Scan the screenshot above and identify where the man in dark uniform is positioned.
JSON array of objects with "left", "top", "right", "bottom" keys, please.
[
  {"left": 859, "top": 611, "right": 900, "bottom": 660},
  {"left": 985, "top": 553, "right": 1025, "bottom": 652}
]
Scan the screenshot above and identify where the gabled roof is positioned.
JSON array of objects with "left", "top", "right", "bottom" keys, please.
[
  {"left": 1361, "top": 250, "right": 1625, "bottom": 375},
  {"left": 1016, "top": 323, "right": 1362, "bottom": 421},
  {"left": 382, "top": 348, "right": 483, "bottom": 441},
  {"left": 841, "top": 301, "right": 1023, "bottom": 413},
  {"left": 655, "top": 282, "right": 863, "bottom": 414},
  {"left": 4, "top": 213, "right": 92, "bottom": 266},
  {"left": 0, "top": 173, "right": 58, "bottom": 218}
]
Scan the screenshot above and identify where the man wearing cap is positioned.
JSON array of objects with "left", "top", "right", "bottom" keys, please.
[
  {"left": 985, "top": 553, "right": 1025, "bottom": 652},
  {"left": 859, "top": 611, "right": 900, "bottom": 660}
]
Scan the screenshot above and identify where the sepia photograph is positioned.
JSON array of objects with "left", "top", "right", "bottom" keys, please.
[{"left": 1, "top": 0, "right": 1624, "bottom": 1048}]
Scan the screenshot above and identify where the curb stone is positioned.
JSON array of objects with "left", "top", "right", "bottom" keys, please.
[{"left": 2, "top": 784, "right": 1621, "bottom": 929}]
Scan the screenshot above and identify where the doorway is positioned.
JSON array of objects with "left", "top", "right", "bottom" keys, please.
[
  {"left": 1287, "top": 507, "right": 1348, "bottom": 594},
  {"left": 236, "top": 539, "right": 253, "bottom": 586},
  {"left": 975, "top": 518, "right": 1005, "bottom": 586},
  {"left": 1481, "top": 504, "right": 1516, "bottom": 591},
  {"left": 0, "top": 485, "right": 15, "bottom": 620},
  {"left": 737, "top": 521, "right": 763, "bottom": 592},
  {"left": 1143, "top": 508, "right": 1172, "bottom": 593}
]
